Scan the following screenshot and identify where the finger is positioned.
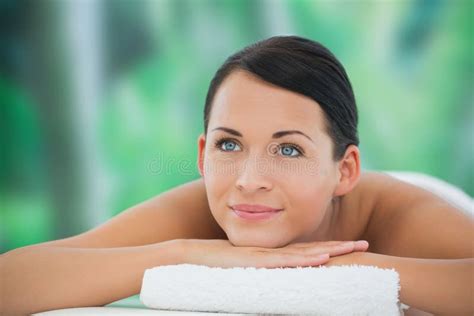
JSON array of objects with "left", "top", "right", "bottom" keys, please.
[
  {"left": 284, "top": 240, "right": 343, "bottom": 249},
  {"left": 274, "top": 241, "right": 356, "bottom": 257},
  {"left": 261, "top": 240, "right": 369, "bottom": 258},
  {"left": 262, "top": 253, "right": 330, "bottom": 269},
  {"left": 311, "top": 242, "right": 357, "bottom": 257},
  {"left": 354, "top": 240, "right": 369, "bottom": 251},
  {"left": 290, "top": 240, "right": 369, "bottom": 252},
  {"left": 326, "top": 240, "right": 369, "bottom": 256},
  {"left": 318, "top": 240, "right": 369, "bottom": 255}
]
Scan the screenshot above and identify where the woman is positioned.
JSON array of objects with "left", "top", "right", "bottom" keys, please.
[{"left": 2, "top": 36, "right": 472, "bottom": 316}]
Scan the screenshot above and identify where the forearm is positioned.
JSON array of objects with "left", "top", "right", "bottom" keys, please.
[
  {"left": 0, "top": 241, "right": 181, "bottom": 316},
  {"left": 355, "top": 252, "right": 474, "bottom": 315}
]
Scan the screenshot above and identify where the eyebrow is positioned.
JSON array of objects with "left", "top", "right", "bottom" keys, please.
[{"left": 211, "top": 127, "right": 314, "bottom": 142}]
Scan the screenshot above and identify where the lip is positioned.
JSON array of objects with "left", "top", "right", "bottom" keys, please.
[
  {"left": 230, "top": 204, "right": 283, "bottom": 221},
  {"left": 230, "top": 204, "right": 282, "bottom": 213}
]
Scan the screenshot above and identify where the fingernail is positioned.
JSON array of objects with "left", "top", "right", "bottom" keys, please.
[{"left": 355, "top": 240, "right": 369, "bottom": 248}]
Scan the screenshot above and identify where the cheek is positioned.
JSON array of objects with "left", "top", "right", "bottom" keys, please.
[
  {"left": 204, "top": 153, "right": 237, "bottom": 185},
  {"left": 278, "top": 167, "right": 334, "bottom": 223},
  {"left": 203, "top": 154, "right": 237, "bottom": 215},
  {"left": 286, "top": 176, "right": 330, "bottom": 211}
]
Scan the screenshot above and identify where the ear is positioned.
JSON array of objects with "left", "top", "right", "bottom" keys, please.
[
  {"left": 197, "top": 133, "right": 206, "bottom": 177},
  {"left": 333, "top": 145, "right": 361, "bottom": 197}
]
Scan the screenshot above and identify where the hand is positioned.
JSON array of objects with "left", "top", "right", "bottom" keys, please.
[{"left": 175, "top": 239, "right": 369, "bottom": 269}]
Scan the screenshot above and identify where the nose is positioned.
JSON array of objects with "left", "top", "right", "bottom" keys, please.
[{"left": 235, "top": 155, "right": 273, "bottom": 193}]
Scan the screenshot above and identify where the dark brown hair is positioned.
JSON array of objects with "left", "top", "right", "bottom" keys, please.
[{"left": 203, "top": 35, "right": 359, "bottom": 161}]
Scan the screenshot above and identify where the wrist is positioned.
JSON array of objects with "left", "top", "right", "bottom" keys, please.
[{"left": 147, "top": 239, "right": 187, "bottom": 267}]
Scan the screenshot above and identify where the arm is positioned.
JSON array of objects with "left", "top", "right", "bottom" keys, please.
[
  {"left": 23, "top": 178, "right": 224, "bottom": 250},
  {"left": 0, "top": 178, "right": 222, "bottom": 315},
  {"left": 342, "top": 172, "right": 474, "bottom": 314},
  {"left": 327, "top": 252, "right": 474, "bottom": 315},
  {"left": 0, "top": 240, "right": 182, "bottom": 316}
]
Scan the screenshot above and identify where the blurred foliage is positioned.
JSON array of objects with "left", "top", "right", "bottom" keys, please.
[{"left": 1, "top": 0, "right": 473, "bottom": 253}]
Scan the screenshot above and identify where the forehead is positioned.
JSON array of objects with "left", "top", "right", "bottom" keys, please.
[{"left": 208, "top": 70, "right": 327, "bottom": 138}]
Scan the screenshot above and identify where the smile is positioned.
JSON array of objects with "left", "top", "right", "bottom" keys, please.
[{"left": 230, "top": 204, "right": 284, "bottom": 221}]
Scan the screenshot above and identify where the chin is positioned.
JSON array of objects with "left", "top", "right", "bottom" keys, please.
[{"left": 227, "top": 233, "right": 290, "bottom": 248}]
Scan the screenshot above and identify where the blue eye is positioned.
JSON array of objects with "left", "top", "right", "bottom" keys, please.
[
  {"left": 279, "top": 144, "right": 302, "bottom": 157},
  {"left": 216, "top": 139, "right": 241, "bottom": 152},
  {"left": 214, "top": 138, "right": 303, "bottom": 157}
]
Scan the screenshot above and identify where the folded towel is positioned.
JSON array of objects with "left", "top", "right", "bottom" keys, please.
[{"left": 140, "top": 263, "right": 409, "bottom": 315}]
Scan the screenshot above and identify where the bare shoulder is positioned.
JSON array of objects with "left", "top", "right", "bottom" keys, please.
[
  {"left": 345, "top": 170, "right": 403, "bottom": 242},
  {"left": 352, "top": 170, "right": 473, "bottom": 258}
]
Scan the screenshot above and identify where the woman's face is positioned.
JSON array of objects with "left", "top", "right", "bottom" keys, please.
[{"left": 198, "top": 70, "right": 346, "bottom": 248}]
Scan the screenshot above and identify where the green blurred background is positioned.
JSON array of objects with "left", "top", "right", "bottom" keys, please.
[{"left": 1, "top": 0, "right": 473, "bottom": 253}]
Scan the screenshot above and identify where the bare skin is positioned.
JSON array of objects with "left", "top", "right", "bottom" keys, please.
[
  {"left": 180, "top": 171, "right": 472, "bottom": 316},
  {"left": 2, "top": 70, "right": 472, "bottom": 315},
  {"left": 2, "top": 170, "right": 471, "bottom": 315}
]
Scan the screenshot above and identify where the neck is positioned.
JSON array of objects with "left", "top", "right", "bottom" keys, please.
[{"left": 310, "top": 196, "right": 342, "bottom": 242}]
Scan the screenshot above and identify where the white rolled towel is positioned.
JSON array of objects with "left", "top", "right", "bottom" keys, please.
[{"left": 140, "top": 263, "right": 408, "bottom": 315}]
